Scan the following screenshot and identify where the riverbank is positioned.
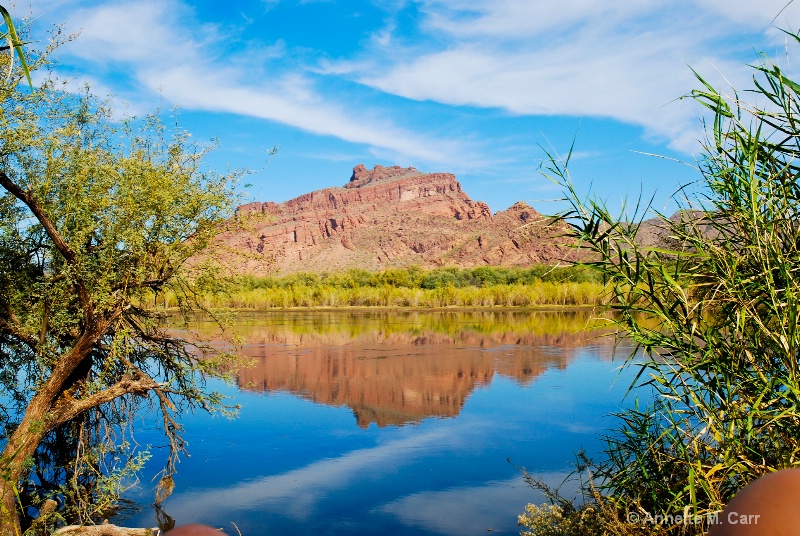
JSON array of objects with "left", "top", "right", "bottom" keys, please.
[{"left": 161, "top": 266, "right": 607, "bottom": 309}]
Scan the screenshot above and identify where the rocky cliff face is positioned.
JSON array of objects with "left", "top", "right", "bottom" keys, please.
[{"left": 212, "top": 164, "right": 577, "bottom": 275}]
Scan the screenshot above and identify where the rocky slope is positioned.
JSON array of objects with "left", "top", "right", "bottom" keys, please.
[{"left": 211, "top": 164, "right": 578, "bottom": 275}]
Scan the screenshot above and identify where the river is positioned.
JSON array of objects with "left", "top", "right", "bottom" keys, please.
[{"left": 117, "top": 310, "right": 636, "bottom": 535}]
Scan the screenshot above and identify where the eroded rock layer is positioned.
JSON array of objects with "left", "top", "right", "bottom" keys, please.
[{"left": 213, "top": 164, "right": 577, "bottom": 275}]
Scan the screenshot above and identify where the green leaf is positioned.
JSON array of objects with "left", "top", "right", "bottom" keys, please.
[{"left": 0, "top": 5, "right": 32, "bottom": 89}]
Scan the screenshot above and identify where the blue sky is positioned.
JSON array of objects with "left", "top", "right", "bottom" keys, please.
[{"left": 18, "top": 0, "right": 800, "bottom": 215}]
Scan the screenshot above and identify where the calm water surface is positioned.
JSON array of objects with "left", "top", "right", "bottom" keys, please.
[{"left": 120, "top": 310, "right": 636, "bottom": 535}]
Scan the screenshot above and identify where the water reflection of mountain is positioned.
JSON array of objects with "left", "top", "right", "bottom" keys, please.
[{"left": 229, "top": 311, "right": 612, "bottom": 428}]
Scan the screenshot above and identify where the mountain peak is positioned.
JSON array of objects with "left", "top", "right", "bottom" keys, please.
[
  {"left": 216, "top": 164, "right": 578, "bottom": 275},
  {"left": 345, "top": 164, "right": 423, "bottom": 189}
]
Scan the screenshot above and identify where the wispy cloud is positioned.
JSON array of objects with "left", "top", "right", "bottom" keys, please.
[
  {"left": 24, "top": 0, "right": 800, "bottom": 190},
  {"left": 352, "top": 0, "right": 800, "bottom": 151},
  {"left": 40, "top": 0, "right": 474, "bottom": 165}
]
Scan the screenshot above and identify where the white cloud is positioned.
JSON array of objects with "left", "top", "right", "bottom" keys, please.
[
  {"left": 312, "top": 57, "right": 370, "bottom": 75},
  {"left": 417, "top": 0, "right": 660, "bottom": 38},
  {"left": 362, "top": 35, "right": 713, "bottom": 143},
  {"left": 41, "top": 0, "right": 474, "bottom": 165},
  {"left": 356, "top": 0, "right": 800, "bottom": 150},
  {"left": 65, "top": 1, "right": 209, "bottom": 65},
  {"left": 31, "top": 0, "right": 800, "bottom": 169},
  {"left": 415, "top": 0, "right": 800, "bottom": 41},
  {"left": 695, "top": 0, "right": 800, "bottom": 30},
  {"left": 144, "top": 65, "right": 464, "bottom": 162}
]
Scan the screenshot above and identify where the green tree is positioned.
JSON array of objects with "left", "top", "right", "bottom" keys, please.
[
  {"left": 534, "top": 30, "right": 800, "bottom": 534},
  {"left": 0, "top": 43, "right": 241, "bottom": 534}
]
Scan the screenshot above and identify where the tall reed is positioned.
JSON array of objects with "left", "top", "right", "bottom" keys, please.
[{"left": 521, "top": 30, "right": 800, "bottom": 535}]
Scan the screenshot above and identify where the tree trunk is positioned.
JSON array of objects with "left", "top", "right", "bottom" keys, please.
[
  {"left": 0, "top": 428, "right": 42, "bottom": 535},
  {"left": 0, "top": 449, "right": 27, "bottom": 536},
  {"left": 0, "top": 481, "right": 20, "bottom": 536},
  {"left": 0, "top": 396, "right": 53, "bottom": 535},
  {"left": 56, "top": 524, "right": 160, "bottom": 535}
]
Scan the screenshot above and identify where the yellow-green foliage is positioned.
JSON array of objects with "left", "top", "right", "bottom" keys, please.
[
  {"left": 517, "top": 501, "right": 674, "bottom": 536},
  {"left": 0, "top": 48, "right": 243, "bottom": 530},
  {"left": 154, "top": 266, "right": 606, "bottom": 309}
]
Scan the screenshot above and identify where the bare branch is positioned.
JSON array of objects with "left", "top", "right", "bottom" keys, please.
[{"left": 55, "top": 523, "right": 158, "bottom": 535}]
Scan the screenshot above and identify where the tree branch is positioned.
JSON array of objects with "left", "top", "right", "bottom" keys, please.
[
  {"left": 55, "top": 523, "right": 158, "bottom": 535},
  {"left": 112, "top": 277, "right": 171, "bottom": 292},
  {"left": 49, "top": 372, "right": 159, "bottom": 429},
  {"left": 0, "top": 296, "right": 41, "bottom": 355},
  {"left": 0, "top": 171, "right": 76, "bottom": 263},
  {"left": 0, "top": 170, "right": 91, "bottom": 316},
  {"left": 38, "top": 307, "right": 123, "bottom": 406}
]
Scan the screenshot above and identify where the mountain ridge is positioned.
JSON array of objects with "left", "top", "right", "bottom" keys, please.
[{"left": 210, "top": 164, "right": 579, "bottom": 275}]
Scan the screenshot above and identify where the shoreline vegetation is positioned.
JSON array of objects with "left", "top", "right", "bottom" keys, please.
[
  {"left": 160, "top": 265, "right": 607, "bottom": 309},
  {"left": 515, "top": 32, "right": 800, "bottom": 536}
]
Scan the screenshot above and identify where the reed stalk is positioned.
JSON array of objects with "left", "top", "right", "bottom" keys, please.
[{"left": 521, "top": 29, "right": 800, "bottom": 536}]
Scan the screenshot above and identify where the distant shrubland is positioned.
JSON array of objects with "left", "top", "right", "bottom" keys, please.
[{"left": 156, "top": 266, "right": 606, "bottom": 309}]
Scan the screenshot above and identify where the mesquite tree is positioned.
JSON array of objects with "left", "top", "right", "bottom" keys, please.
[{"left": 0, "top": 40, "right": 242, "bottom": 534}]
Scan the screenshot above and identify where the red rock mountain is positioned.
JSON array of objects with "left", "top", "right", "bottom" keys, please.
[{"left": 212, "top": 164, "right": 577, "bottom": 275}]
